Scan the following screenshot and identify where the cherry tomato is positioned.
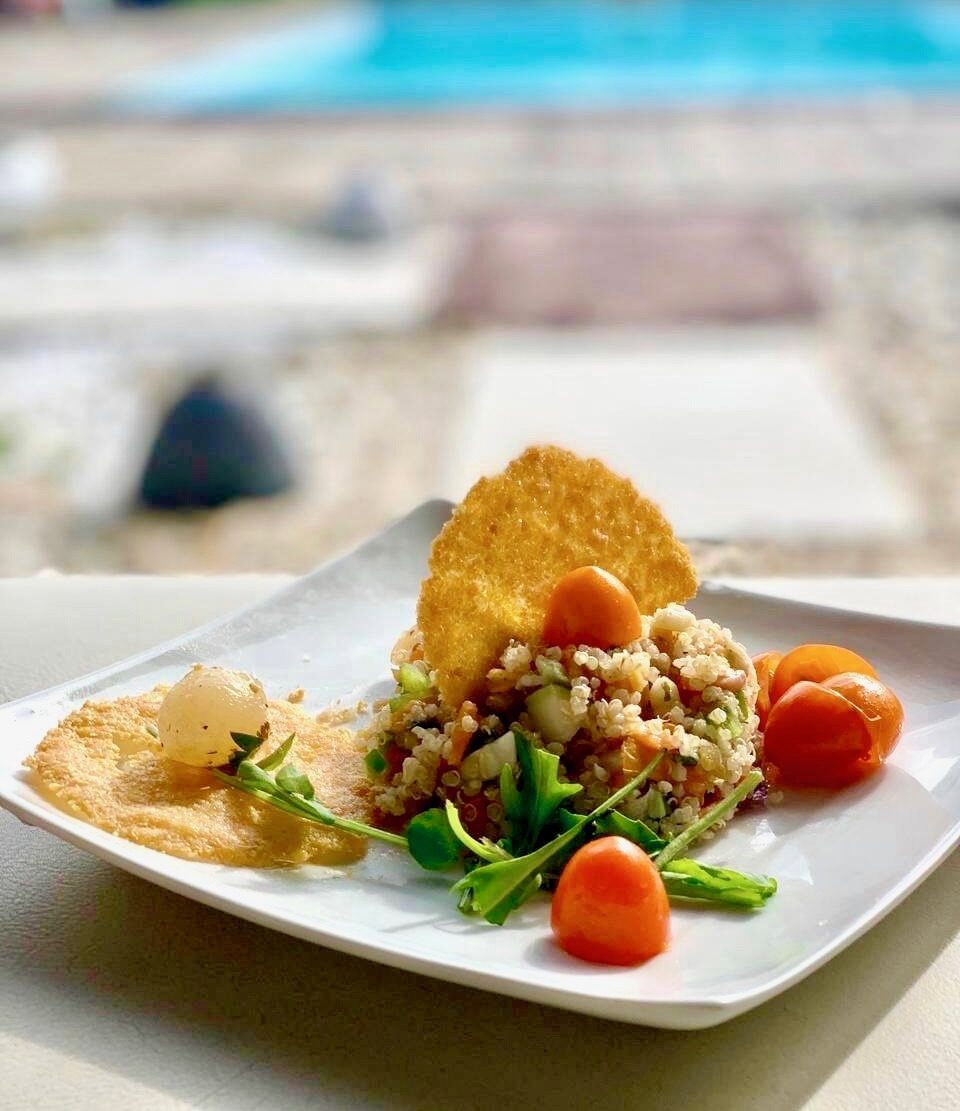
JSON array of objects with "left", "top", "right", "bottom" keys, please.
[
  {"left": 551, "top": 836, "right": 670, "bottom": 965},
  {"left": 752, "top": 650, "right": 782, "bottom": 730},
  {"left": 763, "top": 680, "right": 880, "bottom": 789},
  {"left": 769, "top": 644, "right": 878, "bottom": 707},
  {"left": 822, "top": 672, "right": 904, "bottom": 760},
  {"left": 543, "top": 566, "right": 642, "bottom": 650}
]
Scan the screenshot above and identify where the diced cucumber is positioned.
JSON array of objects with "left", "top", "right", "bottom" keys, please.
[
  {"left": 364, "top": 748, "right": 388, "bottom": 777},
  {"left": 525, "top": 684, "right": 584, "bottom": 745},
  {"left": 397, "top": 661, "right": 432, "bottom": 698},
  {"left": 460, "top": 730, "right": 517, "bottom": 782},
  {"left": 644, "top": 786, "right": 667, "bottom": 820}
]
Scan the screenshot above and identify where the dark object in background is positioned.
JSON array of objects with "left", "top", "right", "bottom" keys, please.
[
  {"left": 319, "top": 173, "right": 409, "bottom": 242},
  {"left": 139, "top": 377, "right": 294, "bottom": 510}
]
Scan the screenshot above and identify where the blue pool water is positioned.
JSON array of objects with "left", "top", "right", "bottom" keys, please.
[{"left": 123, "top": 1, "right": 960, "bottom": 114}]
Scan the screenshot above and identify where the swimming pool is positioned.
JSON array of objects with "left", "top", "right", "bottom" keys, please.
[{"left": 123, "top": 0, "right": 960, "bottom": 114}]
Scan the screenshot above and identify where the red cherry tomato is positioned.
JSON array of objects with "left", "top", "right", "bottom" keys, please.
[
  {"left": 543, "top": 566, "right": 643, "bottom": 650},
  {"left": 551, "top": 836, "right": 670, "bottom": 965},
  {"left": 752, "top": 650, "right": 782, "bottom": 730},
  {"left": 821, "top": 672, "right": 903, "bottom": 760},
  {"left": 763, "top": 680, "right": 881, "bottom": 789},
  {"left": 769, "top": 644, "right": 878, "bottom": 706}
]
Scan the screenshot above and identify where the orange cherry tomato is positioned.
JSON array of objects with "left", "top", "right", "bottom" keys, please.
[
  {"left": 769, "top": 644, "right": 878, "bottom": 707},
  {"left": 551, "top": 836, "right": 670, "bottom": 966},
  {"left": 822, "top": 672, "right": 904, "bottom": 760},
  {"left": 543, "top": 566, "right": 642, "bottom": 650},
  {"left": 763, "top": 680, "right": 881, "bottom": 789},
  {"left": 752, "top": 650, "right": 782, "bottom": 730}
]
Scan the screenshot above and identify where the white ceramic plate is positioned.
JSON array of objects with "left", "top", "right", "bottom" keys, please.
[{"left": 1, "top": 501, "right": 959, "bottom": 1030}]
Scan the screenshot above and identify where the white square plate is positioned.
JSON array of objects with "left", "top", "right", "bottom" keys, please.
[{"left": 1, "top": 501, "right": 958, "bottom": 1030}]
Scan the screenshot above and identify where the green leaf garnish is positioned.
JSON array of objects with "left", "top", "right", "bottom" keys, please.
[
  {"left": 594, "top": 809, "right": 667, "bottom": 852},
  {"left": 655, "top": 769, "right": 763, "bottom": 870},
  {"left": 275, "top": 762, "right": 315, "bottom": 798},
  {"left": 257, "top": 732, "right": 296, "bottom": 772},
  {"left": 444, "top": 799, "right": 512, "bottom": 863},
  {"left": 406, "top": 807, "right": 463, "bottom": 871},
  {"left": 230, "top": 731, "right": 265, "bottom": 759},
  {"left": 452, "top": 751, "right": 664, "bottom": 925},
  {"left": 660, "top": 859, "right": 776, "bottom": 908},
  {"left": 507, "top": 727, "right": 583, "bottom": 853},
  {"left": 214, "top": 742, "right": 408, "bottom": 851}
]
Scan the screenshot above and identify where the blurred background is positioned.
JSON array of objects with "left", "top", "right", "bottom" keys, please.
[{"left": 1, "top": 0, "right": 959, "bottom": 577}]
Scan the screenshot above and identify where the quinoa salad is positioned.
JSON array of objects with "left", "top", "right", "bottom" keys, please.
[{"left": 364, "top": 603, "right": 761, "bottom": 846}]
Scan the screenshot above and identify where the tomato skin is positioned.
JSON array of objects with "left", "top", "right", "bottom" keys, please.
[
  {"left": 550, "top": 837, "right": 670, "bottom": 966},
  {"left": 763, "top": 680, "right": 880, "bottom": 789},
  {"left": 769, "top": 644, "right": 878, "bottom": 706},
  {"left": 822, "top": 672, "right": 904, "bottom": 760},
  {"left": 752, "top": 651, "right": 782, "bottom": 730},
  {"left": 543, "top": 566, "right": 643, "bottom": 650}
]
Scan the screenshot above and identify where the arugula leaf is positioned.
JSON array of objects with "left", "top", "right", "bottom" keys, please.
[
  {"left": 230, "top": 731, "right": 266, "bottom": 762},
  {"left": 275, "top": 762, "right": 314, "bottom": 798},
  {"left": 594, "top": 809, "right": 666, "bottom": 853},
  {"left": 499, "top": 761, "right": 523, "bottom": 823},
  {"left": 507, "top": 727, "right": 583, "bottom": 853},
  {"left": 214, "top": 760, "right": 408, "bottom": 850},
  {"left": 452, "top": 751, "right": 665, "bottom": 925},
  {"left": 655, "top": 769, "right": 763, "bottom": 870},
  {"left": 444, "top": 799, "right": 513, "bottom": 863},
  {"left": 406, "top": 808, "right": 463, "bottom": 871},
  {"left": 257, "top": 733, "right": 296, "bottom": 772},
  {"left": 660, "top": 859, "right": 776, "bottom": 908}
]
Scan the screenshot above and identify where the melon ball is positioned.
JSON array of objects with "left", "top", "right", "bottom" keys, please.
[{"left": 158, "top": 665, "right": 268, "bottom": 767}]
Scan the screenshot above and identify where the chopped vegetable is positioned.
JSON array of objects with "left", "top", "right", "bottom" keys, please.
[
  {"left": 769, "top": 644, "right": 878, "bottom": 706},
  {"left": 460, "top": 729, "right": 517, "bottom": 782},
  {"left": 551, "top": 837, "right": 670, "bottom": 965},
  {"left": 364, "top": 747, "right": 388, "bottom": 777},
  {"left": 524, "top": 684, "right": 584, "bottom": 745},
  {"left": 542, "top": 566, "right": 643, "bottom": 650},
  {"left": 388, "top": 661, "right": 434, "bottom": 712},
  {"left": 535, "top": 656, "right": 570, "bottom": 687}
]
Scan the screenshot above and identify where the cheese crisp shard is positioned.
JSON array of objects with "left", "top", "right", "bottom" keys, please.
[
  {"left": 26, "top": 687, "right": 370, "bottom": 867},
  {"left": 418, "top": 445, "right": 698, "bottom": 706}
]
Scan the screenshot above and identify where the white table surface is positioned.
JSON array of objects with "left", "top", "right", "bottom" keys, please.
[{"left": 1, "top": 575, "right": 958, "bottom": 1111}]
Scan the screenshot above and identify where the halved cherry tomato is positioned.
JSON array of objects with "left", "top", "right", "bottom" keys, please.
[
  {"left": 752, "top": 650, "right": 782, "bottom": 730},
  {"left": 822, "top": 672, "right": 903, "bottom": 760},
  {"left": 769, "top": 643, "right": 878, "bottom": 707},
  {"left": 551, "top": 836, "right": 669, "bottom": 966},
  {"left": 543, "top": 566, "right": 642, "bottom": 649},
  {"left": 763, "top": 680, "right": 881, "bottom": 789}
]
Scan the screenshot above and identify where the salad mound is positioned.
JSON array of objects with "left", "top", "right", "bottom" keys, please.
[{"left": 366, "top": 602, "right": 761, "bottom": 846}]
